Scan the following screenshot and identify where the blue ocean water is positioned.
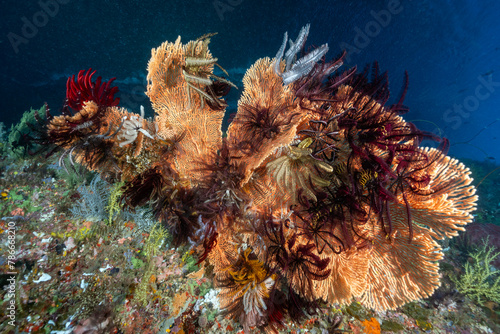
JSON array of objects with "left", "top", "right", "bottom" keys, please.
[{"left": 1, "top": 0, "right": 499, "bottom": 162}]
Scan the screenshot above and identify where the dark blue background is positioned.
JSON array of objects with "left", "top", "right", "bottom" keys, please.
[{"left": 1, "top": 0, "right": 499, "bottom": 162}]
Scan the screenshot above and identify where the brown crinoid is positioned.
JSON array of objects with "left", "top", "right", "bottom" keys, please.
[{"left": 47, "top": 25, "right": 477, "bottom": 331}]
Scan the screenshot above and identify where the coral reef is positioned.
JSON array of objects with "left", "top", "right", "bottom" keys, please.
[
  {"left": 30, "top": 26, "right": 478, "bottom": 331},
  {"left": 452, "top": 239, "right": 500, "bottom": 305},
  {"left": 69, "top": 175, "right": 110, "bottom": 222}
]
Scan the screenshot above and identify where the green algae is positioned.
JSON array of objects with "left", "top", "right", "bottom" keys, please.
[
  {"left": 380, "top": 319, "right": 405, "bottom": 332},
  {"left": 452, "top": 239, "right": 500, "bottom": 305},
  {"left": 344, "top": 301, "right": 373, "bottom": 321}
]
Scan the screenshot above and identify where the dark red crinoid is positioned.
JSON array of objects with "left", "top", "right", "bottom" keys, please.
[{"left": 66, "top": 68, "right": 120, "bottom": 112}]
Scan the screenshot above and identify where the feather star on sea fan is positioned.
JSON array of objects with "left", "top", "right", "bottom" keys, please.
[{"left": 45, "top": 25, "right": 477, "bottom": 331}]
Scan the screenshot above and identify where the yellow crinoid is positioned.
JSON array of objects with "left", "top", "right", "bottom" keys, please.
[{"left": 266, "top": 137, "right": 333, "bottom": 201}]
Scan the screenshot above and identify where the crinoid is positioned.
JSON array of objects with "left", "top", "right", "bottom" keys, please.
[
  {"left": 48, "top": 101, "right": 122, "bottom": 175},
  {"left": 198, "top": 138, "right": 248, "bottom": 215},
  {"left": 273, "top": 24, "right": 329, "bottom": 86},
  {"left": 298, "top": 114, "right": 343, "bottom": 163},
  {"left": 117, "top": 106, "right": 155, "bottom": 147},
  {"left": 292, "top": 196, "right": 346, "bottom": 255},
  {"left": 48, "top": 100, "right": 109, "bottom": 147},
  {"left": 236, "top": 101, "right": 292, "bottom": 144},
  {"left": 189, "top": 217, "right": 218, "bottom": 265},
  {"left": 218, "top": 247, "right": 276, "bottom": 332},
  {"left": 66, "top": 68, "right": 119, "bottom": 112},
  {"left": 155, "top": 184, "right": 200, "bottom": 247},
  {"left": 266, "top": 137, "right": 333, "bottom": 201},
  {"left": 120, "top": 166, "right": 168, "bottom": 208},
  {"left": 182, "top": 33, "right": 237, "bottom": 109}
]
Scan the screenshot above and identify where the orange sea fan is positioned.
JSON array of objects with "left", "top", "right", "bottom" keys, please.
[
  {"left": 358, "top": 216, "right": 443, "bottom": 311},
  {"left": 146, "top": 36, "right": 225, "bottom": 183},
  {"left": 227, "top": 58, "right": 305, "bottom": 184},
  {"left": 313, "top": 247, "right": 371, "bottom": 304},
  {"left": 146, "top": 36, "right": 186, "bottom": 104},
  {"left": 400, "top": 147, "right": 478, "bottom": 239},
  {"left": 47, "top": 25, "right": 479, "bottom": 332},
  {"left": 206, "top": 224, "right": 240, "bottom": 282},
  {"left": 289, "top": 104, "right": 476, "bottom": 310}
]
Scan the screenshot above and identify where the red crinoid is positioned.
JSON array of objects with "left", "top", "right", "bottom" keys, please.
[{"left": 66, "top": 68, "right": 120, "bottom": 112}]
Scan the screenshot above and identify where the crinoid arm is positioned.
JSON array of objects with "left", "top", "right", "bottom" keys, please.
[{"left": 273, "top": 24, "right": 330, "bottom": 85}]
